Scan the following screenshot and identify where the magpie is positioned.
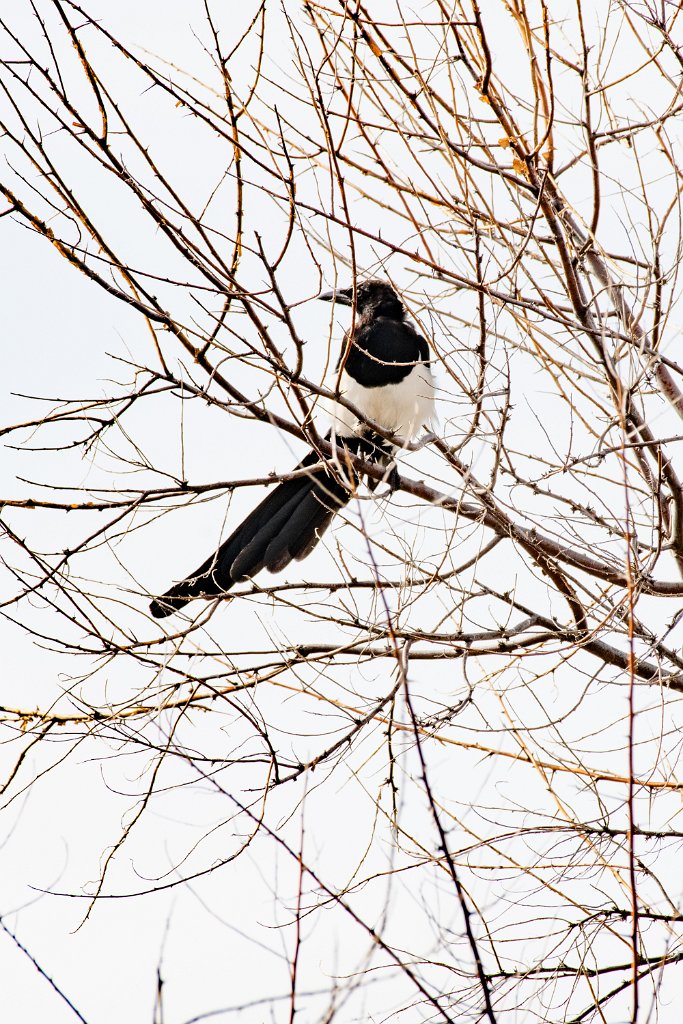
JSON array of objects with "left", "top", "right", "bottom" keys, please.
[{"left": 149, "top": 280, "right": 434, "bottom": 618}]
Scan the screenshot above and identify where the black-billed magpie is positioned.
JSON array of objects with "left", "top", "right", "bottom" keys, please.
[{"left": 149, "top": 280, "right": 434, "bottom": 618}]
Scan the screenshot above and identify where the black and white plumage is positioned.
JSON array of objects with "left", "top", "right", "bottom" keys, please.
[{"left": 149, "top": 280, "right": 434, "bottom": 618}]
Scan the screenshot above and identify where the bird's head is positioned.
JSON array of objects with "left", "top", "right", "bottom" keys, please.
[{"left": 318, "top": 279, "right": 405, "bottom": 321}]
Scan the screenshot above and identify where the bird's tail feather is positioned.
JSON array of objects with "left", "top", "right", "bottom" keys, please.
[{"left": 149, "top": 447, "right": 354, "bottom": 619}]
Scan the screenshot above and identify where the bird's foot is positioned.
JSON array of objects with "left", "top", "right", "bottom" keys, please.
[
  {"left": 385, "top": 464, "right": 401, "bottom": 492},
  {"left": 365, "top": 462, "right": 400, "bottom": 493}
]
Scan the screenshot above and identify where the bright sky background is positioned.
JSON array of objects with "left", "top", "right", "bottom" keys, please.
[{"left": 2, "top": 2, "right": 683, "bottom": 1023}]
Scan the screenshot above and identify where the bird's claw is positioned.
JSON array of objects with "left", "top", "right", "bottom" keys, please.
[{"left": 386, "top": 464, "right": 401, "bottom": 492}]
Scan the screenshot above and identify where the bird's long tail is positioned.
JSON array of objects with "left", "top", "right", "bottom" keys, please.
[{"left": 149, "top": 437, "right": 384, "bottom": 618}]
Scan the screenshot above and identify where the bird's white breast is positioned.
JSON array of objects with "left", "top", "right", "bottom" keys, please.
[{"left": 327, "top": 363, "right": 434, "bottom": 442}]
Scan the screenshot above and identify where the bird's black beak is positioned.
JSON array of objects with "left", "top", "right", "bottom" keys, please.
[{"left": 318, "top": 286, "right": 353, "bottom": 306}]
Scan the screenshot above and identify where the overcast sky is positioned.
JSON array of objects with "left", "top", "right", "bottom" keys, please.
[{"left": 3, "top": 3, "right": 683, "bottom": 1023}]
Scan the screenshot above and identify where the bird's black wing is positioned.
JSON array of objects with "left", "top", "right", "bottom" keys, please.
[{"left": 342, "top": 317, "right": 430, "bottom": 386}]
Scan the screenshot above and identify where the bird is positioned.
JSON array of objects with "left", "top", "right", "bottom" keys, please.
[{"left": 149, "top": 279, "right": 434, "bottom": 618}]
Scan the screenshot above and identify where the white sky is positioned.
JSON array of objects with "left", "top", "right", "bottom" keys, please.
[{"left": 2, "top": 2, "right": 683, "bottom": 1023}]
